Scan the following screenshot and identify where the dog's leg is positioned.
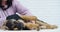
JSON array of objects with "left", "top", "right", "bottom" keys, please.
[
  {"left": 36, "top": 19, "right": 57, "bottom": 29},
  {"left": 24, "top": 23, "right": 40, "bottom": 31}
]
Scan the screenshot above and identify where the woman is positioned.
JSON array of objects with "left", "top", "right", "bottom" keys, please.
[{"left": 0, "top": 0, "right": 32, "bottom": 28}]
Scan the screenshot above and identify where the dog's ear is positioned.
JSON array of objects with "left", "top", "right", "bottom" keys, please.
[{"left": 6, "top": 14, "right": 23, "bottom": 20}]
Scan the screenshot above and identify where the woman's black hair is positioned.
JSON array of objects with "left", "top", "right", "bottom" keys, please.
[{"left": 0, "top": 0, "right": 13, "bottom": 10}]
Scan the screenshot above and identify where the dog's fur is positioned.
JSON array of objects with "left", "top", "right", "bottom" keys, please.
[
  {"left": 19, "top": 15, "right": 58, "bottom": 30},
  {"left": 1, "top": 14, "right": 57, "bottom": 31}
]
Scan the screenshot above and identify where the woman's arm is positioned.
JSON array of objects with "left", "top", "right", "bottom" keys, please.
[
  {"left": 14, "top": 0, "right": 33, "bottom": 16},
  {"left": 0, "top": 17, "right": 6, "bottom": 28}
]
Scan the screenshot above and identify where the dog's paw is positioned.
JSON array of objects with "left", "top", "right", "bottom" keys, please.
[{"left": 45, "top": 25, "right": 58, "bottom": 29}]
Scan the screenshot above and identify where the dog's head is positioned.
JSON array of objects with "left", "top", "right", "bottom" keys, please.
[{"left": 5, "top": 14, "right": 25, "bottom": 30}]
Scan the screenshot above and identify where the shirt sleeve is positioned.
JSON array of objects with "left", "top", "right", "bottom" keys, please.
[
  {"left": 14, "top": 0, "right": 33, "bottom": 16},
  {"left": 0, "top": 17, "right": 6, "bottom": 27}
]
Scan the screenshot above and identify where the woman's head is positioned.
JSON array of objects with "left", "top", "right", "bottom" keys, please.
[{"left": 0, "top": 0, "right": 13, "bottom": 10}]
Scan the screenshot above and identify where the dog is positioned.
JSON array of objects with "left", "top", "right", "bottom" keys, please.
[
  {"left": 1, "top": 14, "right": 58, "bottom": 31},
  {"left": 2, "top": 14, "right": 36, "bottom": 30}
]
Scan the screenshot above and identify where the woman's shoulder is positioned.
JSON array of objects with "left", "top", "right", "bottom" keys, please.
[
  {"left": 12, "top": 0, "right": 21, "bottom": 5},
  {"left": 13, "top": 0, "right": 20, "bottom": 3}
]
